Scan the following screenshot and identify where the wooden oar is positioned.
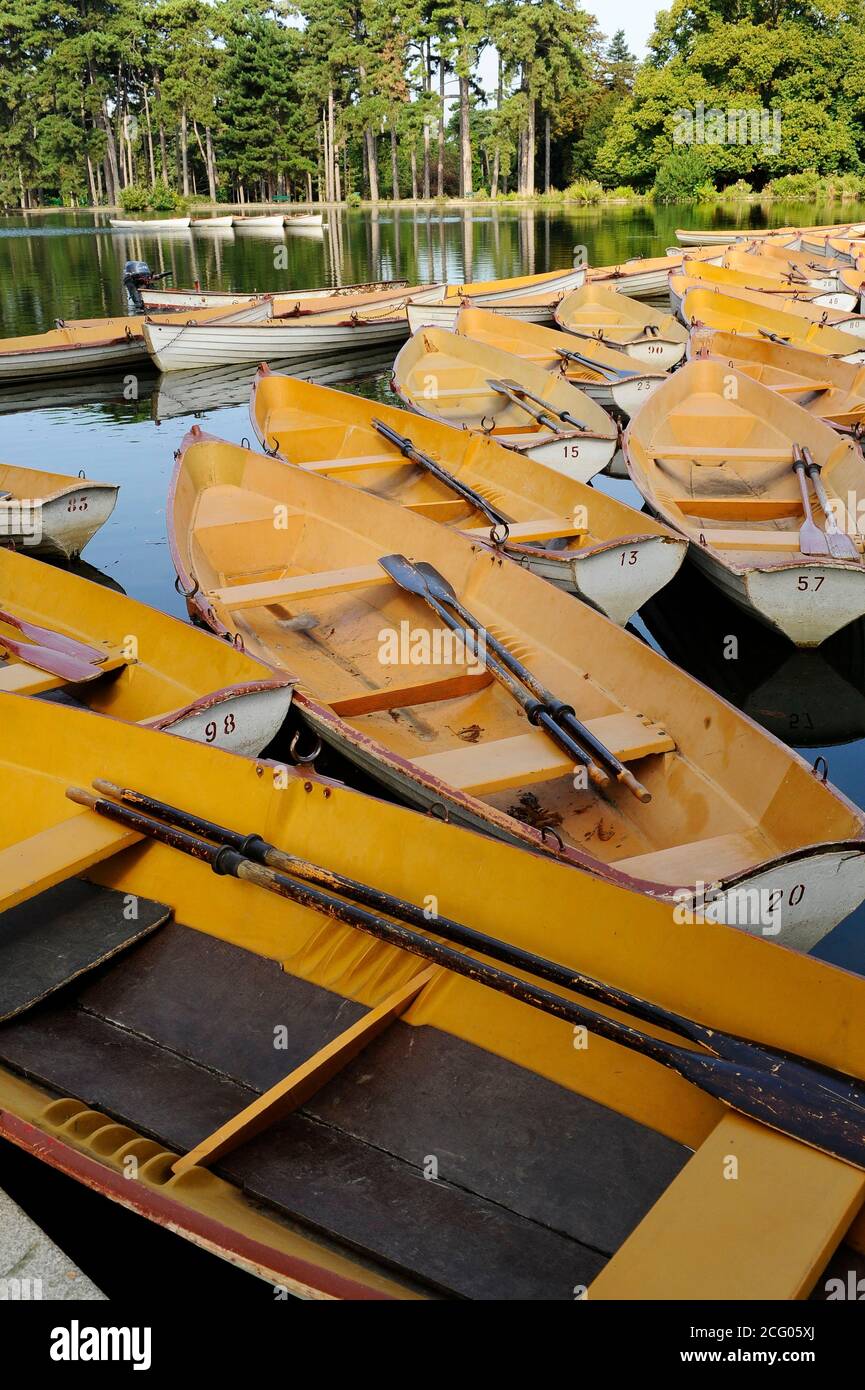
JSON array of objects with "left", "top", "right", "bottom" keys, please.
[
  {"left": 488, "top": 378, "right": 590, "bottom": 431},
  {"left": 411, "top": 559, "right": 650, "bottom": 803},
  {"left": 801, "top": 447, "right": 860, "bottom": 560},
  {"left": 378, "top": 554, "right": 609, "bottom": 789},
  {"left": 370, "top": 417, "right": 511, "bottom": 542},
  {"left": 484, "top": 378, "right": 568, "bottom": 433},
  {"left": 792, "top": 443, "right": 832, "bottom": 556},
  {"left": 65, "top": 783, "right": 865, "bottom": 1172},
  {"left": 554, "top": 347, "right": 640, "bottom": 381},
  {"left": 83, "top": 778, "right": 843, "bottom": 1056},
  {"left": 0, "top": 607, "right": 104, "bottom": 662},
  {"left": 0, "top": 634, "right": 105, "bottom": 683}
]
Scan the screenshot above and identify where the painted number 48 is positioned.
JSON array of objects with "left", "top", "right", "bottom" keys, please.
[{"left": 797, "top": 575, "right": 825, "bottom": 591}]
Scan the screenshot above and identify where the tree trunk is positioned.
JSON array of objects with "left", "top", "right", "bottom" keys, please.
[
  {"left": 391, "top": 125, "right": 399, "bottom": 201},
  {"left": 525, "top": 96, "right": 535, "bottom": 197},
  {"left": 365, "top": 127, "right": 379, "bottom": 201},
  {"left": 410, "top": 144, "right": 418, "bottom": 200},
  {"left": 142, "top": 86, "right": 156, "bottom": 185},
  {"left": 422, "top": 39, "right": 431, "bottom": 199},
  {"left": 459, "top": 73, "right": 472, "bottom": 196},
  {"left": 544, "top": 113, "right": 551, "bottom": 194},
  {"left": 306, "top": 170, "right": 313, "bottom": 202},
  {"left": 328, "top": 87, "right": 336, "bottom": 202},
  {"left": 180, "top": 107, "right": 190, "bottom": 197},
  {"left": 334, "top": 146, "right": 342, "bottom": 202},
  {"left": 205, "top": 125, "right": 217, "bottom": 201},
  {"left": 101, "top": 103, "right": 121, "bottom": 205},
  {"left": 437, "top": 48, "right": 445, "bottom": 196}
]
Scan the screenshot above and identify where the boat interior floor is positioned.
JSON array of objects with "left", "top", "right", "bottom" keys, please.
[{"left": 0, "top": 901, "right": 690, "bottom": 1299}]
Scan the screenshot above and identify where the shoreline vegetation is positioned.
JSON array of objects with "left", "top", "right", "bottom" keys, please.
[
  {"left": 5, "top": 4, "right": 865, "bottom": 221},
  {"left": 15, "top": 172, "right": 865, "bottom": 219}
]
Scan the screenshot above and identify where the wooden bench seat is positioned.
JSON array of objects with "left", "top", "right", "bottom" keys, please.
[
  {"left": 695, "top": 527, "right": 805, "bottom": 552},
  {"left": 651, "top": 445, "right": 793, "bottom": 463},
  {"left": 412, "top": 715, "right": 675, "bottom": 796},
  {"left": 303, "top": 454, "right": 414, "bottom": 474},
  {"left": 674, "top": 498, "right": 803, "bottom": 521},
  {"left": 610, "top": 828, "right": 774, "bottom": 885},
  {"left": 212, "top": 564, "right": 391, "bottom": 610},
  {"left": 461, "top": 516, "right": 588, "bottom": 542}
]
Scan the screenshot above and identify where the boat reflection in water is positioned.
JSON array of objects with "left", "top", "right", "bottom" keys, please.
[
  {"left": 151, "top": 348, "right": 394, "bottom": 419},
  {"left": 640, "top": 562, "right": 865, "bottom": 749}
]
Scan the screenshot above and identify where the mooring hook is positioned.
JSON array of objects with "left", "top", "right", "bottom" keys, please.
[
  {"left": 289, "top": 729, "right": 321, "bottom": 765},
  {"left": 489, "top": 521, "right": 511, "bottom": 547},
  {"left": 263, "top": 436, "right": 280, "bottom": 458},
  {"left": 540, "top": 825, "right": 565, "bottom": 852},
  {"left": 241, "top": 436, "right": 251, "bottom": 450},
  {"left": 428, "top": 801, "right": 450, "bottom": 823},
  {"left": 812, "top": 754, "right": 829, "bottom": 784},
  {"left": 233, "top": 632, "right": 245, "bottom": 653},
  {"left": 174, "top": 571, "right": 200, "bottom": 599},
  {"left": 480, "top": 415, "right": 496, "bottom": 434},
  {"left": 78, "top": 469, "right": 86, "bottom": 479}
]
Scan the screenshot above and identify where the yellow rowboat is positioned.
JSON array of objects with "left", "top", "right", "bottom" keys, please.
[
  {"left": 554, "top": 285, "right": 688, "bottom": 369},
  {"left": 689, "top": 329, "right": 865, "bottom": 429},
  {"left": 840, "top": 265, "right": 865, "bottom": 311},
  {"left": 725, "top": 243, "right": 853, "bottom": 294},
  {"left": 406, "top": 267, "right": 586, "bottom": 331},
  {"left": 587, "top": 253, "right": 688, "bottom": 299},
  {"left": 143, "top": 291, "right": 425, "bottom": 371},
  {"left": 250, "top": 366, "right": 685, "bottom": 624},
  {"left": 3, "top": 696, "right": 865, "bottom": 1299},
  {"left": 421, "top": 266, "right": 586, "bottom": 304},
  {"left": 624, "top": 360, "right": 865, "bottom": 647},
  {"left": 170, "top": 427, "right": 865, "bottom": 945},
  {"left": 0, "top": 299, "right": 271, "bottom": 383},
  {"left": 0, "top": 547, "right": 293, "bottom": 752},
  {"left": 407, "top": 291, "right": 563, "bottom": 333},
  {"left": 675, "top": 226, "right": 798, "bottom": 248},
  {"left": 803, "top": 226, "right": 865, "bottom": 258},
  {"left": 0, "top": 462, "right": 118, "bottom": 559},
  {"left": 682, "top": 287, "right": 865, "bottom": 362},
  {"left": 672, "top": 275, "right": 865, "bottom": 337},
  {"left": 141, "top": 280, "right": 411, "bottom": 311},
  {"left": 392, "top": 327, "right": 618, "bottom": 478},
  {"left": 454, "top": 305, "right": 667, "bottom": 418},
  {"left": 670, "top": 261, "right": 858, "bottom": 317}
]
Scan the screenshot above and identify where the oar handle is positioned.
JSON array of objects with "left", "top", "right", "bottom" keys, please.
[{"left": 555, "top": 348, "right": 637, "bottom": 381}]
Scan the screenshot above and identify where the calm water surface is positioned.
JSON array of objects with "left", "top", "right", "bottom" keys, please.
[{"left": 1, "top": 204, "right": 863, "bottom": 970}]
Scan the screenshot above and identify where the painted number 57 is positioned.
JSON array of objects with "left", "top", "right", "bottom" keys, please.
[{"left": 797, "top": 575, "right": 825, "bottom": 591}]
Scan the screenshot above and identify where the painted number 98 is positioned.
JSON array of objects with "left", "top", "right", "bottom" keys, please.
[{"left": 205, "top": 712, "right": 237, "bottom": 743}]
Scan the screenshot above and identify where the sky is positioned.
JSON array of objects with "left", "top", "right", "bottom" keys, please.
[{"left": 476, "top": 0, "right": 662, "bottom": 92}]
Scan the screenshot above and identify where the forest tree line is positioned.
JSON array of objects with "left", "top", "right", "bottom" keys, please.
[{"left": 2, "top": 1, "right": 865, "bottom": 211}]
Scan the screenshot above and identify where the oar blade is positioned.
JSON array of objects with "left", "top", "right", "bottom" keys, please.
[
  {"left": 0, "top": 635, "right": 105, "bottom": 683},
  {"left": 377, "top": 553, "right": 430, "bottom": 596},
  {"left": 677, "top": 1048, "right": 865, "bottom": 1171},
  {"left": 0, "top": 608, "right": 105, "bottom": 662}
]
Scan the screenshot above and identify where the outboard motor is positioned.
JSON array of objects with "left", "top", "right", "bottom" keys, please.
[{"left": 122, "top": 260, "right": 172, "bottom": 313}]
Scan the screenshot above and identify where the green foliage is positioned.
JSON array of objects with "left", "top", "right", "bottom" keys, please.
[
  {"left": 119, "top": 185, "right": 151, "bottom": 212},
  {"left": 653, "top": 148, "right": 715, "bottom": 202},
  {"left": 563, "top": 177, "right": 603, "bottom": 203},
  {"left": 596, "top": 0, "right": 865, "bottom": 192},
  {"left": 149, "top": 179, "right": 185, "bottom": 210},
  {"left": 719, "top": 178, "right": 753, "bottom": 199}
]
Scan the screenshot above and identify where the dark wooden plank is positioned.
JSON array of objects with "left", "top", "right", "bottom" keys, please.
[
  {"left": 305, "top": 1025, "right": 688, "bottom": 1254},
  {"left": 0, "top": 881, "right": 168, "bottom": 1021},
  {"left": 76, "top": 923, "right": 367, "bottom": 1089},
  {"left": 77, "top": 923, "right": 687, "bottom": 1254},
  {"left": 0, "top": 1006, "right": 604, "bottom": 1298}
]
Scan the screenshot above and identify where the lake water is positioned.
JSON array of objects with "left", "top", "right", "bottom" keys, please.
[{"left": 1, "top": 203, "right": 864, "bottom": 972}]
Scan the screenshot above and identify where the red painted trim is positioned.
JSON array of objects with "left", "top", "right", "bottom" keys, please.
[{"left": 0, "top": 1110, "right": 398, "bottom": 1301}]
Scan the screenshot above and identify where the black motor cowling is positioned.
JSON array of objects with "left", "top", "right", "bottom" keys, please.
[{"left": 122, "top": 260, "right": 171, "bottom": 312}]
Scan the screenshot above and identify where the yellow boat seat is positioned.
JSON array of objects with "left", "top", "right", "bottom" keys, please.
[{"left": 413, "top": 716, "right": 675, "bottom": 796}]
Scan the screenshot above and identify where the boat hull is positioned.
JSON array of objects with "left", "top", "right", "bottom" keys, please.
[
  {"left": 1, "top": 482, "right": 118, "bottom": 559},
  {"left": 144, "top": 316, "right": 410, "bottom": 370}
]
